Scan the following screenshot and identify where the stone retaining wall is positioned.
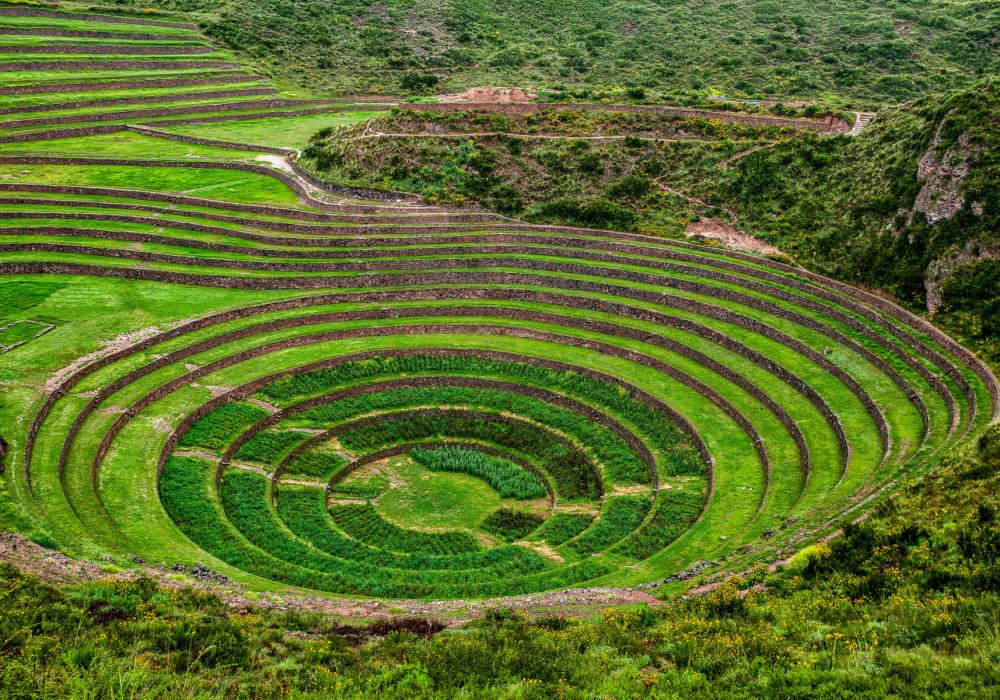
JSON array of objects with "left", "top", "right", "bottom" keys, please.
[
  {"left": 0, "top": 197, "right": 492, "bottom": 225},
  {"left": 225, "top": 374, "right": 654, "bottom": 487},
  {"left": 404, "top": 102, "right": 842, "bottom": 132},
  {"left": 0, "top": 27, "right": 203, "bottom": 41},
  {"left": 0, "top": 182, "right": 439, "bottom": 215},
  {"left": 6, "top": 261, "right": 892, "bottom": 474},
  {"left": 0, "top": 241, "right": 923, "bottom": 447},
  {"left": 137, "top": 106, "right": 342, "bottom": 127},
  {"left": 0, "top": 125, "right": 126, "bottom": 143},
  {"left": 0, "top": 44, "right": 212, "bottom": 55},
  {"left": 0, "top": 6, "right": 196, "bottom": 29},
  {"left": 0, "top": 88, "right": 276, "bottom": 116},
  {"left": 0, "top": 73, "right": 257, "bottom": 95},
  {"left": 0, "top": 99, "right": 333, "bottom": 130},
  {"left": 0, "top": 60, "right": 237, "bottom": 71}
]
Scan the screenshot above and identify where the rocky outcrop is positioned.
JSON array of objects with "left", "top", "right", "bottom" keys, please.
[
  {"left": 925, "top": 239, "right": 1000, "bottom": 313},
  {"left": 911, "top": 120, "right": 981, "bottom": 228}
]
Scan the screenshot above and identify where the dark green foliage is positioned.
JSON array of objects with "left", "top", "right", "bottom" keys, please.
[
  {"left": 328, "top": 503, "right": 481, "bottom": 556},
  {"left": 284, "top": 447, "right": 347, "bottom": 480},
  {"left": 480, "top": 508, "right": 545, "bottom": 541},
  {"left": 529, "top": 197, "right": 637, "bottom": 231},
  {"left": 117, "top": 0, "right": 999, "bottom": 105},
  {"left": 233, "top": 429, "right": 311, "bottom": 465},
  {"left": 613, "top": 486, "right": 707, "bottom": 560},
  {"left": 569, "top": 496, "right": 651, "bottom": 555},
  {"left": 409, "top": 445, "right": 547, "bottom": 499},
  {"left": 940, "top": 259, "right": 1000, "bottom": 360},
  {"left": 400, "top": 73, "right": 439, "bottom": 93},
  {"left": 177, "top": 403, "right": 269, "bottom": 452},
  {"left": 529, "top": 512, "right": 595, "bottom": 546},
  {"left": 718, "top": 81, "right": 1000, "bottom": 358},
  {"left": 605, "top": 174, "right": 654, "bottom": 200}
]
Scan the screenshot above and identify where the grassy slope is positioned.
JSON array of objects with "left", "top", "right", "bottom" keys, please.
[
  {"left": 97, "top": 0, "right": 999, "bottom": 106},
  {"left": 300, "top": 109, "right": 775, "bottom": 235},
  {"left": 0, "top": 425, "right": 998, "bottom": 698}
]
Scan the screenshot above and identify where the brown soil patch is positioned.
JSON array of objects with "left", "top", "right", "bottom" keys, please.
[
  {"left": 438, "top": 87, "right": 536, "bottom": 104},
  {"left": 685, "top": 219, "right": 782, "bottom": 257},
  {"left": 516, "top": 540, "right": 565, "bottom": 563}
]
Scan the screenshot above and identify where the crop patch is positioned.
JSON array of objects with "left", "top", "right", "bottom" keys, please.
[{"left": 0, "top": 319, "right": 53, "bottom": 352}]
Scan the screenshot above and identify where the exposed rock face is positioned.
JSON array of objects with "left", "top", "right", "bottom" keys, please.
[
  {"left": 438, "top": 87, "right": 536, "bottom": 104},
  {"left": 907, "top": 115, "right": 990, "bottom": 311},
  {"left": 913, "top": 123, "right": 980, "bottom": 227}
]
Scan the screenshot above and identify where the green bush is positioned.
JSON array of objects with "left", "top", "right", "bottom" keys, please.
[{"left": 480, "top": 508, "right": 546, "bottom": 541}]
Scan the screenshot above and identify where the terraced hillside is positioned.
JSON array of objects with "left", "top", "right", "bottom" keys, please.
[
  {"left": 0, "top": 6, "right": 996, "bottom": 602},
  {"left": 0, "top": 5, "right": 385, "bottom": 148}
]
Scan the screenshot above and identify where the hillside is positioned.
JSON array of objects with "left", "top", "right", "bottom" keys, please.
[
  {"left": 718, "top": 80, "right": 1000, "bottom": 360},
  {"left": 303, "top": 81, "right": 1000, "bottom": 359},
  {"left": 70, "top": 0, "right": 1000, "bottom": 105},
  {"left": 300, "top": 106, "right": 800, "bottom": 234}
]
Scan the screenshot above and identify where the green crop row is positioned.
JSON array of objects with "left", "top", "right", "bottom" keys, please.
[
  {"left": 330, "top": 475, "right": 389, "bottom": 499},
  {"left": 529, "top": 512, "right": 595, "bottom": 546},
  {"left": 177, "top": 402, "right": 269, "bottom": 452},
  {"left": 612, "top": 486, "right": 706, "bottom": 560},
  {"left": 260, "top": 353, "right": 701, "bottom": 477},
  {"left": 568, "top": 496, "right": 652, "bottom": 555},
  {"left": 283, "top": 447, "right": 346, "bottom": 479},
  {"left": 297, "top": 384, "right": 644, "bottom": 488},
  {"left": 336, "top": 412, "right": 600, "bottom": 500},
  {"left": 276, "top": 486, "right": 546, "bottom": 573},
  {"left": 233, "top": 428, "right": 310, "bottom": 465},
  {"left": 409, "top": 445, "right": 547, "bottom": 499},
  {"left": 327, "top": 503, "right": 481, "bottom": 556}
]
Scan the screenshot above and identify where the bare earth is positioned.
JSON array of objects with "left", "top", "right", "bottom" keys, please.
[
  {"left": 685, "top": 219, "right": 782, "bottom": 257},
  {"left": 437, "top": 87, "right": 536, "bottom": 104}
]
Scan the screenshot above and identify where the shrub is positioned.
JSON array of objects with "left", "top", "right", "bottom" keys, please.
[
  {"left": 529, "top": 198, "right": 638, "bottom": 230},
  {"left": 481, "top": 508, "right": 546, "bottom": 541}
]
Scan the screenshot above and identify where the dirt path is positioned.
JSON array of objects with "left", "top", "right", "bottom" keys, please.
[
  {"left": 718, "top": 142, "right": 776, "bottom": 170},
  {"left": 45, "top": 325, "right": 163, "bottom": 393},
  {"left": 341, "top": 130, "right": 709, "bottom": 142},
  {"left": 685, "top": 219, "right": 782, "bottom": 257},
  {"left": 174, "top": 450, "right": 220, "bottom": 461},
  {"left": 653, "top": 178, "right": 739, "bottom": 224},
  {"left": 848, "top": 112, "right": 876, "bottom": 136}
]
